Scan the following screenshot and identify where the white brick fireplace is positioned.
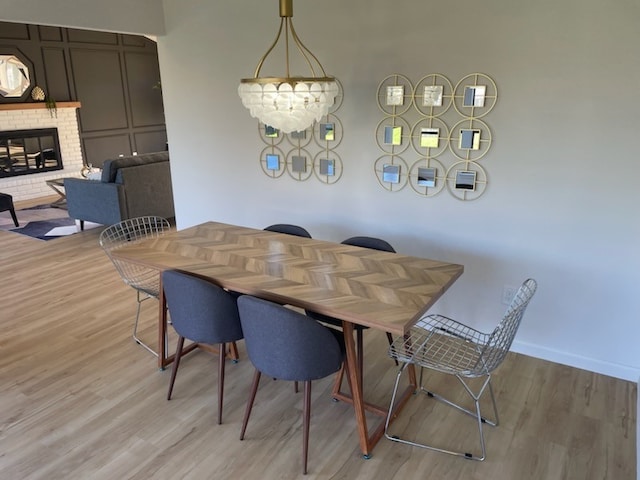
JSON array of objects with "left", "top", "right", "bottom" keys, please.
[{"left": 0, "top": 102, "right": 83, "bottom": 201}]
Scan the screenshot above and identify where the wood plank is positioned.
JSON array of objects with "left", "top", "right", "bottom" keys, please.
[{"left": 0, "top": 102, "right": 81, "bottom": 111}]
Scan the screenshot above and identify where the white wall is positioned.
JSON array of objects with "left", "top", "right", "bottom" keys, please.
[{"left": 156, "top": 0, "right": 639, "bottom": 381}]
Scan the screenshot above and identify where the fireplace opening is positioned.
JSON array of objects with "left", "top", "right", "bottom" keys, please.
[{"left": 0, "top": 128, "right": 63, "bottom": 178}]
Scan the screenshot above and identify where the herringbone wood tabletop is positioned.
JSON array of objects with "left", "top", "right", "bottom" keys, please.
[{"left": 113, "top": 221, "right": 464, "bottom": 335}]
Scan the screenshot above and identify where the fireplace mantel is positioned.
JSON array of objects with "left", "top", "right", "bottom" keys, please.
[{"left": 0, "top": 102, "right": 81, "bottom": 111}]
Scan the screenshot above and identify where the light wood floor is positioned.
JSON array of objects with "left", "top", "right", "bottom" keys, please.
[{"left": 0, "top": 201, "right": 636, "bottom": 479}]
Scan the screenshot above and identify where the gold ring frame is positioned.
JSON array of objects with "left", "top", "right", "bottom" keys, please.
[{"left": 375, "top": 73, "right": 497, "bottom": 200}]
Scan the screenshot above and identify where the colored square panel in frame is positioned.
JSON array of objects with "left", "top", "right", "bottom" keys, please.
[
  {"left": 319, "top": 158, "right": 335, "bottom": 176},
  {"left": 266, "top": 153, "right": 280, "bottom": 170},
  {"left": 292, "top": 155, "right": 306, "bottom": 173}
]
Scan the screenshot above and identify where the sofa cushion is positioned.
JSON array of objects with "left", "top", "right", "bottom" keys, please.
[{"left": 101, "top": 151, "right": 169, "bottom": 183}]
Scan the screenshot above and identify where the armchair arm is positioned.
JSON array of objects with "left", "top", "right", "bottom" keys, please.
[{"left": 64, "top": 178, "right": 126, "bottom": 226}]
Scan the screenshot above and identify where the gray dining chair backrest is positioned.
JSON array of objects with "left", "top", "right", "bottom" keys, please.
[
  {"left": 263, "top": 224, "right": 312, "bottom": 238},
  {"left": 342, "top": 236, "right": 396, "bottom": 253},
  {"left": 237, "top": 295, "right": 343, "bottom": 381},
  {"left": 162, "top": 270, "right": 243, "bottom": 344}
]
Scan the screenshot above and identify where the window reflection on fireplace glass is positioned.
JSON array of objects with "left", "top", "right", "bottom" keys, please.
[{"left": 0, "top": 128, "right": 63, "bottom": 178}]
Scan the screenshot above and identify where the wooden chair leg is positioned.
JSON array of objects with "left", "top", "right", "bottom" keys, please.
[
  {"left": 218, "top": 342, "right": 226, "bottom": 425},
  {"left": 332, "top": 364, "right": 345, "bottom": 396},
  {"left": 240, "top": 370, "right": 262, "bottom": 440},
  {"left": 228, "top": 341, "right": 240, "bottom": 361},
  {"left": 167, "top": 336, "right": 185, "bottom": 400},
  {"left": 303, "top": 380, "right": 312, "bottom": 475}
]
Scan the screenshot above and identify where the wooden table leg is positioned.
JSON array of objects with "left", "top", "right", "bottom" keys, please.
[
  {"left": 342, "top": 320, "right": 371, "bottom": 458},
  {"left": 332, "top": 325, "right": 421, "bottom": 458}
]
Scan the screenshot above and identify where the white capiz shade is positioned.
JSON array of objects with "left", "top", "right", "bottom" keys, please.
[{"left": 238, "top": 80, "right": 339, "bottom": 133}]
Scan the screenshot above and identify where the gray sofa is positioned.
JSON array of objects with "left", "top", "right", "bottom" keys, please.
[{"left": 64, "top": 151, "right": 175, "bottom": 229}]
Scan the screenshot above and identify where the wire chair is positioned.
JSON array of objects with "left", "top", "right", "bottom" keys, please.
[
  {"left": 385, "top": 278, "right": 537, "bottom": 461},
  {"left": 99, "top": 216, "right": 171, "bottom": 356}
]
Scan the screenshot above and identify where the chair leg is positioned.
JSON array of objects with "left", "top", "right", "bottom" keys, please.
[
  {"left": 167, "top": 336, "right": 185, "bottom": 400},
  {"left": 302, "top": 380, "right": 312, "bottom": 475},
  {"left": 385, "top": 364, "right": 495, "bottom": 461},
  {"left": 218, "top": 342, "right": 226, "bottom": 424},
  {"left": 9, "top": 207, "right": 18, "bottom": 227},
  {"left": 331, "top": 364, "right": 345, "bottom": 397},
  {"left": 229, "top": 341, "right": 240, "bottom": 362},
  {"left": 240, "top": 370, "right": 262, "bottom": 440},
  {"left": 132, "top": 291, "right": 159, "bottom": 357}
]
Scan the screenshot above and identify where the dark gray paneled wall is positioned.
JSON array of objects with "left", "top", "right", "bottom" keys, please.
[{"left": 0, "top": 22, "right": 166, "bottom": 167}]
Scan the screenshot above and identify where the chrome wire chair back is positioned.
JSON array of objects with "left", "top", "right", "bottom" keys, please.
[
  {"left": 99, "top": 216, "right": 171, "bottom": 356},
  {"left": 385, "top": 278, "right": 537, "bottom": 461}
]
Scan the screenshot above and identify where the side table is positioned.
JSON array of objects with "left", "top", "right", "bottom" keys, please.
[{"left": 45, "top": 178, "right": 69, "bottom": 209}]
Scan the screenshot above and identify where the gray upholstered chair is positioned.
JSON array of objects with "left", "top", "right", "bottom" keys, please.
[
  {"left": 384, "top": 278, "right": 537, "bottom": 461},
  {"left": 162, "top": 270, "right": 244, "bottom": 424},
  {"left": 263, "top": 223, "right": 311, "bottom": 238},
  {"left": 0, "top": 192, "right": 19, "bottom": 227},
  {"left": 237, "top": 295, "right": 345, "bottom": 475},
  {"left": 307, "top": 236, "right": 397, "bottom": 385},
  {"left": 99, "top": 216, "right": 171, "bottom": 356}
]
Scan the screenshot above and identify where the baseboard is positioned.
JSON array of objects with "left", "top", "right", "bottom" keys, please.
[{"left": 512, "top": 340, "right": 640, "bottom": 382}]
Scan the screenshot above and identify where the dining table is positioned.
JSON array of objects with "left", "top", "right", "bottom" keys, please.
[{"left": 110, "top": 221, "right": 464, "bottom": 458}]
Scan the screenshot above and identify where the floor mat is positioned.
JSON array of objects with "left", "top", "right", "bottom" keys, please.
[{"left": 0, "top": 205, "right": 100, "bottom": 240}]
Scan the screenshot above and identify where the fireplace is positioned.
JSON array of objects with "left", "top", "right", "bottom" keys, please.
[
  {"left": 0, "top": 128, "right": 63, "bottom": 178},
  {"left": 0, "top": 102, "right": 83, "bottom": 201}
]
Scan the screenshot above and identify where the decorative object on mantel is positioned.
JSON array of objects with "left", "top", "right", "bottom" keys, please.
[
  {"left": 45, "top": 96, "right": 57, "bottom": 118},
  {"left": 31, "top": 85, "right": 45, "bottom": 101},
  {"left": 27, "top": 84, "right": 56, "bottom": 117},
  {"left": 238, "top": 0, "right": 338, "bottom": 134}
]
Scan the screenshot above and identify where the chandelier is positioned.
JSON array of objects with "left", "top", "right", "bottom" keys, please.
[{"left": 238, "top": 0, "right": 338, "bottom": 134}]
